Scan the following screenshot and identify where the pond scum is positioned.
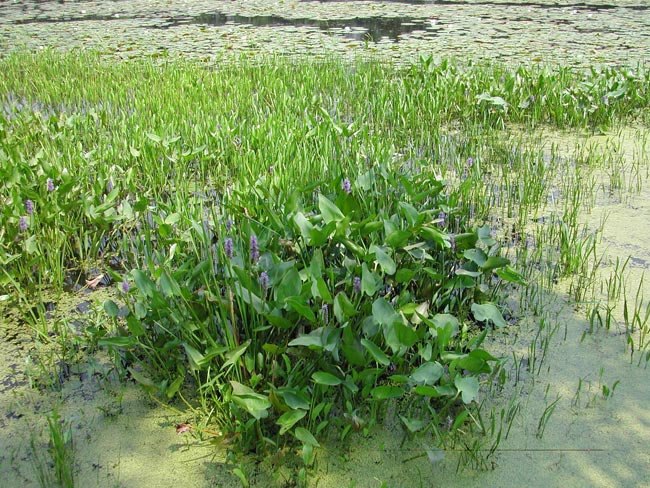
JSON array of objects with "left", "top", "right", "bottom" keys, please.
[{"left": 1, "top": 50, "right": 650, "bottom": 487}]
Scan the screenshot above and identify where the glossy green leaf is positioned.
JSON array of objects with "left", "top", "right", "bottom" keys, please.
[
  {"left": 471, "top": 303, "right": 507, "bottom": 327},
  {"left": 318, "top": 194, "right": 344, "bottom": 224},
  {"left": 454, "top": 376, "right": 479, "bottom": 404},
  {"left": 370, "top": 245, "right": 396, "bottom": 275},
  {"left": 360, "top": 338, "right": 390, "bottom": 366},
  {"left": 312, "top": 371, "right": 342, "bottom": 386},
  {"left": 371, "top": 385, "right": 404, "bottom": 400},
  {"left": 132, "top": 270, "right": 155, "bottom": 297},
  {"left": 285, "top": 296, "right": 316, "bottom": 323},
  {"left": 295, "top": 427, "right": 320, "bottom": 447},
  {"left": 222, "top": 339, "right": 251, "bottom": 370},
  {"left": 410, "top": 362, "right": 443, "bottom": 385},
  {"left": 277, "top": 409, "right": 307, "bottom": 435},
  {"left": 103, "top": 299, "right": 119, "bottom": 318}
]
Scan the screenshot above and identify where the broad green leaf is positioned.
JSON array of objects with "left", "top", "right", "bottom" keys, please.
[
  {"left": 98, "top": 336, "right": 137, "bottom": 348},
  {"left": 312, "top": 371, "right": 342, "bottom": 386},
  {"left": 295, "top": 427, "right": 320, "bottom": 447},
  {"left": 311, "top": 277, "right": 332, "bottom": 302},
  {"left": 361, "top": 263, "right": 378, "bottom": 296},
  {"left": 477, "top": 225, "right": 496, "bottom": 246},
  {"left": 385, "top": 230, "right": 411, "bottom": 249},
  {"left": 281, "top": 391, "right": 310, "bottom": 410},
  {"left": 127, "top": 367, "right": 156, "bottom": 388},
  {"left": 400, "top": 416, "right": 427, "bottom": 433},
  {"left": 277, "top": 268, "right": 302, "bottom": 302},
  {"left": 289, "top": 328, "right": 324, "bottom": 348},
  {"left": 360, "top": 338, "right": 390, "bottom": 366},
  {"left": 24, "top": 235, "right": 39, "bottom": 254},
  {"left": 318, "top": 194, "right": 344, "bottom": 224},
  {"left": 294, "top": 212, "right": 314, "bottom": 243},
  {"left": 285, "top": 296, "right": 316, "bottom": 323},
  {"left": 454, "top": 376, "right": 479, "bottom": 404},
  {"left": 464, "top": 249, "right": 487, "bottom": 267},
  {"left": 146, "top": 132, "right": 162, "bottom": 143},
  {"left": 398, "top": 202, "right": 421, "bottom": 227},
  {"left": 222, "top": 339, "right": 251, "bottom": 370},
  {"left": 496, "top": 265, "right": 528, "bottom": 285},
  {"left": 471, "top": 303, "right": 507, "bottom": 328},
  {"left": 384, "top": 321, "right": 418, "bottom": 356},
  {"left": 371, "top": 385, "right": 404, "bottom": 400},
  {"left": 395, "top": 268, "right": 416, "bottom": 284},
  {"left": 103, "top": 299, "right": 119, "bottom": 318},
  {"left": 413, "top": 385, "right": 443, "bottom": 398},
  {"left": 372, "top": 297, "right": 401, "bottom": 327},
  {"left": 334, "top": 292, "right": 356, "bottom": 322},
  {"left": 419, "top": 226, "right": 448, "bottom": 248},
  {"left": 183, "top": 343, "right": 205, "bottom": 370},
  {"left": 132, "top": 270, "right": 155, "bottom": 297},
  {"left": 410, "top": 362, "right": 443, "bottom": 385},
  {"left": 370, "top": 245, "right": 396, "bottom": 275},
  {"left": 159, "top": 270, "right": 181, "bottom": 296},
  {"left": 277, "top": 409, "right": 307, "bottom": 435},
  {"left": 126, "top": 316, "right": 145, "bottom": 337},
  {"left": 482, "top": 256, "right": 510, "bottom": 272},
  {"left": 230, "top": 381, "right": 271, "bottom": 420}
]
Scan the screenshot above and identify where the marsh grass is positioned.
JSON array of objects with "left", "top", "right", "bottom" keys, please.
[
  {"left": 2, "top": 49, "right": 650, "bottom": 479},
  {"left": 29, "top": 408, "right": 75, "bottom": 488}
]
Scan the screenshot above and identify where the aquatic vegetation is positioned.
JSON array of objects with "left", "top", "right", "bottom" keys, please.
[{"left": 1, "top": 47, "right": 650, "bottom": 485}]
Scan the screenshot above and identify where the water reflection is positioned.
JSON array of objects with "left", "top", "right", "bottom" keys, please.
[{"left": 191, "top": 12, "right": 437, "bottom": 42}]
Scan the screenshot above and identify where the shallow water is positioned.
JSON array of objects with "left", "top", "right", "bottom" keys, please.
[{"left": 1, "top": 0, "right": 649, "bottom": 66}]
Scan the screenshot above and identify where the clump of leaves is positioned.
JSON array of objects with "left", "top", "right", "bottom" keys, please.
[{"left": 102, "top": 161, "right": 524, "bottom": 461}]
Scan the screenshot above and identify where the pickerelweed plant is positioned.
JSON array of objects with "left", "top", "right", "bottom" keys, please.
[{"left": 102, "top": 160, "right": 524, "bottom": 459}]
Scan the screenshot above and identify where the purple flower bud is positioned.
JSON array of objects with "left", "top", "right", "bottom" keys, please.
[
  {"left": 106, "top": 178, "right": 114, "bottom": 194},
  {"left": 250, "top": 235, "right": 259, "bottom": 262},
  {"left": 353, "top": 276, "right": 362, "bottom": 294},
  {"left": 224, "top": 237, "right": 233, "bottom": 259},
  {"left": 259, "top": 271, "right": 270, "bottom": 290},
  {"left": 47, "top": 178, "right": 55, "bottom": 192},
  {"left": 225, "top": 218, "right": 233, "bottom": 232},
  {"left": 121, "top": 280, "right": 130, "bottom": 293},
  {"left": 25, "top": 199, "right": 34, "bottom": 215},
  {"left": 19, "top": 216, "right": 28, "bottom": 231},
  {"left": 467, "top": 157, "right": 474, "bottom": 167},
  {"left": 321, "top": 303, "right": 329, "bottom": 324},
  {"left": 342, "top": 178, "right": 352, "bottom": 194},
  {"left": 438, "top": 211, "right": 446, "bottom": 227},
  {"left": 449, "top": 234, "right": 456, "bottom": 250}
]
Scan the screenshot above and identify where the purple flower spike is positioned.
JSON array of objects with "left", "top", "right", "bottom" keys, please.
[
  {"left": 250, "top": 235, "right": 259, "bottom": 262},
  {"left": 449, "top": 234, "right": 456, "bottom": 251},
  {"left": 225, "top": 218, "right": 233, "bottom": 232},
  {"left": 19, "top": 216, "right": 28, "bottom": 231},
  {"left": 342, "top": 178, "right": 352, "bottom": 195},
  {"left": 467, "top": 157, "right": 474, "bottom": 167},
  {"left": 353, "top": 276, "right": 362, "bottom": 294},
  {"left": 438, "top": 211, "right": 446, "bottom": 227},
  {"left": 47, "top": 178, "right": 55, "bottom": 192},
  {"left": 122, "top": 280, "right": 130, "bottom": 293},
  {"left": 224, "top": 237, "right": 233, "bottom": 259},
  {"left": 259, "top": 271, "right": 270, "bottom": 290},
  {"left": 25, "top": 199, "right": 34, "bottom": 215}
]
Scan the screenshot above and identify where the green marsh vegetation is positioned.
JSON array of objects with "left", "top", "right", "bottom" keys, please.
[{"left": 1, "top": 50, "right": 650, "bottom": 484}]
